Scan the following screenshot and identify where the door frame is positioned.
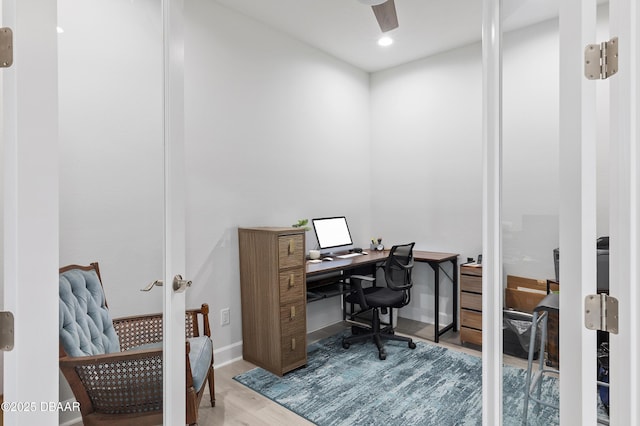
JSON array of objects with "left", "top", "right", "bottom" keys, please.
[
  {"left": 480, "top": 0, "right": 502, "bottom": 424},
  {"left": 608, "top": 0, "right": 640, "bottom": 424},
  {"left": 558, "top": 0, "right": 598, "bottom": 423},
  {"left": 2, "top": 0, "right": 187, "bottom": 424}
]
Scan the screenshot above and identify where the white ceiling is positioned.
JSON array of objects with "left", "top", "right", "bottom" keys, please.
[{"left": 213, "top": 0, "right": 566, "bottom": 73}]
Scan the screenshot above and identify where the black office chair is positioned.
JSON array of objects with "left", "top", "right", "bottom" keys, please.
[{"left": 342, "top": 242, "right": 417, "bottom": 360}]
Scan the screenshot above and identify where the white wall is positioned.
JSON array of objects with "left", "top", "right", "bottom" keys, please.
[
  {"left": 58, "top": 0, "right": 164, "bottom": 318},
  {"left": 369, "top": 12, "right": 610, "bottom": 326},
  {"left": 370, "top": 43, "right": 483, "bottom": 325},
  {"left": 184, "top": 1, "right": 372, "bottom": 357},
  {"left": 502, "top": 20, "right": 561, "bottom": 280}
]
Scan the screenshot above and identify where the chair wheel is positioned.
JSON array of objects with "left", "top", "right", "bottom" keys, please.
[
  {"left": 379, "top": 352, "right": 387, "bottom": 360},
  {"left": 409, "top": 341, "right": 417, "bottom": 349},
  {"left": 342, "top": 341, "right": 350, "bottom": 349}
]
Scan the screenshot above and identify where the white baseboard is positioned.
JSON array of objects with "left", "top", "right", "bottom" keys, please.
[{"left": 214, "top": 340, "right": 243, "bottom": 368}]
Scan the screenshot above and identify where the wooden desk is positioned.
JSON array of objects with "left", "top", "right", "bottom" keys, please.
[{"left": 306, "top": 249, "right": 459, "bottom": 343}]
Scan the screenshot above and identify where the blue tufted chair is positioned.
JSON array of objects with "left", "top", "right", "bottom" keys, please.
[{"left": 59, "top": 263, "right": 215, "bottom": 426}]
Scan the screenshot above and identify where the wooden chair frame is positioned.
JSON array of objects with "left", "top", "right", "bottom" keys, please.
[{"left": 59, "top": 263, "right": 215, "bottom": 425}]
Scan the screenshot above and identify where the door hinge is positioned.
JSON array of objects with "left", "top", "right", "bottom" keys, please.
[
  {"left": 0, "top": 312, "right": 14, "bottom": 351},
  {"left": 585, "top": 37, "right": 618, "bottom": 80},
  {"left": 585, "top": 293, "right": 619, "bottom": 334},
  {"left": 0, "top": 28, "right": 12, "bottom": 68}
]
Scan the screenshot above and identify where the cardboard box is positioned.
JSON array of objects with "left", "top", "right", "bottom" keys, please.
[{"left": 504, "top": 275, "right": 557, "bottom": 314}]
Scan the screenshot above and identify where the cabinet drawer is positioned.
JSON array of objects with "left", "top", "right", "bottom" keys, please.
[
  {"left": 281, "top": 328, "right": 306, "bottom": 370},
  {"left": 279, "top": 269, "right": 305, "bottom": 304},
  {"left": 280, "top": 301, "right": 306, "bottom": 331},
  {"left": 461, "top": 292, "right": 482, "bottom": 311},
  {"left": 278, "top": 235, "right": 304, "bottom": 269},
  {"left": 460, "top": 274, "right": 482, "bottom": 293},
  {"left": 460, "top": 265, "right": 482, "bottom": 277},
  {"left": 280, "top": 303, "right": 306, "bottom": 368},
  {"left": 461, "top": 309, "right": 482, "bottom": 330},
  {"left": 461, "top": 327, "right": 482, "bottom": 346}
]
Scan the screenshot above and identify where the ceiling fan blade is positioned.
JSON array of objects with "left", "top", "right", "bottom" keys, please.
[{"left": 372, "top": 0, "right": 398, "bottom": 33}]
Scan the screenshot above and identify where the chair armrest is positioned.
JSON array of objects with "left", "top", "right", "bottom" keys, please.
[
  {"left": 348, "top": 275, "right": 375, "bottom": 309},
  {"left": 350, "top": 275, "right": 375, "bottom": 282},
  {"left": 113, "top": 303, "right": 212, "bottom": 348},
  {"left": 60, "top": 347, "right": 163, "bottom": 367}
]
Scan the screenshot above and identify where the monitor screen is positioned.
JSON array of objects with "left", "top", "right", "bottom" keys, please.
[{"left": 312, "top": 217, "right": 353, "bottom": 250}]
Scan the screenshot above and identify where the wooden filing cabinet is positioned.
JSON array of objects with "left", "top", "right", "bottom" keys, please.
[
  {"left": 238, "top": 227, "right": 307, "bottom": 376},
  {"left": 460, "top": 264, "right": 482, "bottom": 346}
]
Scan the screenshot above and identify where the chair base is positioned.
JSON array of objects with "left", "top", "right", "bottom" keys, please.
[{"left": 342, "top": 309, "right": 416, "bottom": 360}]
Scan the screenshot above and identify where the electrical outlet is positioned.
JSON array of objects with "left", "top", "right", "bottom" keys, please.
[{"left": 220, "top": 308, "right": 230, "bottom": 326}]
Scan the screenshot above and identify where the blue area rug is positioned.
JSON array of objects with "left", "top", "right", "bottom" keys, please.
[{"left": 234, "top": 331, "right": 560, "bottom": 425}]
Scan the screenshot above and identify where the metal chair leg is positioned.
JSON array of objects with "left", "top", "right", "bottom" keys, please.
[
  {"left": 522, "top": 310, "right": 540, "bottom": 425},
  {"left": 534, "top": 314, "right": 549, "bottom": 415}
]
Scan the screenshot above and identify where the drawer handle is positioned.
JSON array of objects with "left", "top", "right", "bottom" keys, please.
[
  {"left": 289, "top": 273, "right": 295, "bottom": 288},
  {"left": 291, "top": 337, "right": 296, "bottom": 351},
  {"left": 288, "top": 239, "right": 295, "bottom": 254},
  {"left": 290, "top": 306, "right": 296, "bottom": 319}
]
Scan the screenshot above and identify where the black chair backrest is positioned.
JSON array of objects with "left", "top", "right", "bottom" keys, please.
[{"left": 384, "top": 242, "right": 415, "bottom": 291}]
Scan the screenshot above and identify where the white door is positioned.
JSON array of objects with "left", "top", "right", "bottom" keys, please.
[
  {"left": 162, "top": 0, "right": 188, "bottom": 424},
  {"left": 483, "top": 0, "right": 639, "bottom": 424},
  {"left": 2, "top": 1, "right": 59, "bottom": 424},
  {"left": 3, "top": 0, "right": 186, "bottom": 425},
  {"left": 606, "top": 0, "right": 639, "bottom": 424}
]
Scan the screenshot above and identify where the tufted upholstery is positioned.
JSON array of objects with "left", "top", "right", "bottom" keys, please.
[{"left": 59, "top": 268, "right": 120, "bottom": 357}]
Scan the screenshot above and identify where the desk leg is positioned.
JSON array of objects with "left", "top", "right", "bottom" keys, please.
[
  {"left": 428, "top": 259, "right": 458, "bottom": 343},
  {"left": 432, "top": 262, "right": 440, "bottom": 343},
  {"left": 452, "top": 258, "right": 458, "bottom": 332}
]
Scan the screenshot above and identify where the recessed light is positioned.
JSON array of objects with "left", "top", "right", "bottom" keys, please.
[
  {"left": 378, "top": 36, "right": 393, "bottom": 47},
  {"left": 56, "top": 26, "right": 64, "bottom": 34},
  {"left": 358, "top": 0, "right": 387, "bottom": 5}
]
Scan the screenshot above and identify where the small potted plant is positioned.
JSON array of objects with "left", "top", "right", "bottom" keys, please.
[{"left": 291, "top": 219, "right": 310, "bottom": 231}]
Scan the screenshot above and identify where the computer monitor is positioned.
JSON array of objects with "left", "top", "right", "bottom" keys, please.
[{"left": 312, "top": 216, "right": 353, "bottom": 254}]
